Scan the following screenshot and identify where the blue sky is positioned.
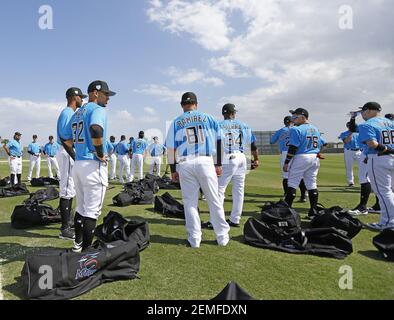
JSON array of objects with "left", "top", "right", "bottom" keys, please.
[{"left": 0, "top": 0, "right": 393, "bottom": 145}]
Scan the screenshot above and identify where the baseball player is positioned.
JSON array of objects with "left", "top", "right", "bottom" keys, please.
[
  {"left": 358, "top": 102, "right": 394, "bottom": 230},
  {"left": 283, "top": 108, "right": 323, "bottom": 219},
  {"left": 62, "top": 80, "right": 115, "bottom": 252},
  {"left": 108, "top": 136, "right": 117, "bottom": 180},
  {"left": 3, "top": 132, "right": 23, "bottom": 185},
  {"left": 339, "top": 122, "right": 362, "bottom": 186},
  {"left": 43, "top": 136, "right": 60, "bottom": 179},
  {"left": 166, "top": 92, "right": 230, "bottom": 248},
  {"left": 27, "top": 134, "right": 42, "bottom": 181},
  {"left": 271, "top": 116, "right": 308, "bottom": 202},
  {"left": 116, "top": 135, "right": 132, "bottom": 183},
  {"left": 130, "top": 131, "right": 148, "bottom": 181},
  {"left": 217, "top": 103, "right": 259, "bottom": 227},
  {"left": 56, "top": 87, "right": 87, "bottom": 240},
  {"left": 148, "top": 136, "right": 166, "bottom": 176}
]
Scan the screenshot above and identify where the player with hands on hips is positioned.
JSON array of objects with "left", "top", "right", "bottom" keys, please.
[
  {"left": 3, "top": 132, "right": 23, "bottom": 185},
  {"left": 27, "top": 134, "right": 42, "bottom": 182},
  {"left": 43, "top": 135, "right": 60, "bottom": 180},
  {"left": 148, "top": 136, "right": 166, "bottom": 176},
  {"left": 166, "top": 92, "right": 230, "bottom": 248}
]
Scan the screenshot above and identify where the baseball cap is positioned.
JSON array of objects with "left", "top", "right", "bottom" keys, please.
[
  {"left": 359, "top": 102, "right": 381, "bottom": 112},
  {"left": 49, "top": 135, "right": 54, "bottom": 140},
  {"left": 181, "top": 92, "right": 197, "bottom": 105},
  {"left": 222, "top": 103, "right": 237, "bottom": 115},
  {"left": 66, "top": 87, "right": 87, "bottom": 99},
  {"left": 385, "top": 114, "right": 394, "bottom": 121},
  {"left": 290, "top": 108, "right": 309, "bottom": 119},
  {"left": 87, "top": 80, "right": 116, "bottom": 96},
  {"left": 33, "top": 134, "right": 37, "bottom": 139},
  {"left": 15, "top": 132, "right": 22, "bottom": 136}
]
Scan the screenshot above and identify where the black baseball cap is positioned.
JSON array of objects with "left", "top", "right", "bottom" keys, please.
[
  {"left": 385, "top": 114, "right": 394, "bottom": 121},
  {"left": 222, "top": 103, "right": 237, "bottom": 115},
  {"left": 87, "top": 80, "right": 116, "bottom": 96},
  {"left": 290, "top": 108, "right": 309, "bottom": 119},
  {"left": 181, "top": 92, "right": 197, "bottom": 105},
  {"left": 15, "top": 132, "right": 22, "bottom": 136},
  {"left": 66, "top": 87, "right": 87, "bottom": 99},
  {"left": 33, "top": 134, "right": 37, "bottom": 139},
  {"left": 360, "top": 102, "right": 382, "bottom": 112},
  {"left": 121, "top": 135, "right": 126, "bottom": 140}
]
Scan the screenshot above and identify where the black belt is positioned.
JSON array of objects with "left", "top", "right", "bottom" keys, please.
[
  {"left": 347, "top": 148, "right": 360, "bottom": 151},
  {"left": 12, "top": 156, "right": 21, "bottom": 158}
]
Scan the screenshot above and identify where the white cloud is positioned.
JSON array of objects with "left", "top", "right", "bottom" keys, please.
[
  {"left": 134, "top": 84, "right": 183, "bottom": 102},
  {"left": 166, "top": 66, "right": 224, "bottom": 86}
]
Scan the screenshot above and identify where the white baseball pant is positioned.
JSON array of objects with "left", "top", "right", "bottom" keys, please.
[
  {"left": 288, "top": 154, "right": 320, "bottom": 190},
  {"left": 367, "top": 154, "right": 394, "bottom": 227},
  {"left": 149, "top": 156, "right": 162, "bottom": 176},
  {"left": 9, "top": 157, "right": 22, "bottom": 184},
  {"left": 56, "top": 146, "right": 75, "bottom": 199},
  {"left": 27, "top": 155, "right": 41, "bottom": 180},
  {"left": 131, "top": 154, "right": 144, "bottom": 181},
  {"left": 178, "top": 155, "right": 230, "bottom": 248},
  {"left": 47, "top": 156, "right": 60, "bottom": 179},
  {"left": 344, "top": 149, "right": 362, "bottom": 185},
  {"left": 218, "top": 152, "right": 247, "bottom": 225},
  {"left": 118, "top": 154, "right": 132, "bottom": 183},
  {"left": 280, "top": 151, "right": 289, "bottom": 179},
  {"left": 73, "top": 160, "right": 108, "bottom": 220},
  {"left": 109, "top": 154, "right": 117, "bottom": 179}
]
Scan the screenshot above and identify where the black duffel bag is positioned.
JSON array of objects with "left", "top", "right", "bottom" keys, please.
[
  {"left": 0, "top": 176, "right": 11, "bottom": 187},
  {"left": 373, "top": 229, "right": 394, "bottom": 261},
  {"left": 95, "top": 211, "right": 150, "bottom": 252},
  {"left": 154, "top": 192, "right": 185, "bottom": 219},
  {"left": 23, "top": 187, "right": 59, "bottom": 205},
  {"left": 260, "top": 200, "right": 301, "bottom": 233},
  {"left": 11, "top": 203, "right": 61, "bottom": 229},
  {"left": 113, "top": 184, "right": 154, "bottom": 206},
  {"left": 244, "top": 218, "right": 353, "bottom": 259},
  {"left": 31, "top": 177, "right": 59, "bottom": 187},
  {"left": 310, "top": 206, "right": 362, "bottom": 239},
  {"left": 21, "top": 238, "right": 140, "bottom": 300},
  {"left": 0, "top": 183, "right": 30, "bottom": 198}
]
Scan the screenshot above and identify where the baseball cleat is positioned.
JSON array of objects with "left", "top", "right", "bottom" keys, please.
[
  {"left": 59, "top": 227, "right": 75, "bottom": 240},
  {"left": 227, "top": 219, "right": 240, "bottom": 228},
  {"left": 72, "top": 241, "right": 83, "bottom": 253},
  {"left": 348, "top": 183, "right": 354, "bottom": 187},
  {"left": 201, "top": 221, "right": 213, "bottom": 230},
  {"left": 299, "top": 197, "right": 307, "bottom": 203},
  {"left": 348, "top": 208, "right": 369, "bottom": 216}
]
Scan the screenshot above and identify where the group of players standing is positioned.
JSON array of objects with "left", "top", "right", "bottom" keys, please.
[{"left": 2, "top": 80, "right": 394, "bottom": 251}]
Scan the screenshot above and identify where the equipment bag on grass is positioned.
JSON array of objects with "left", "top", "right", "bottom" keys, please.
[
  {"left": 244, "top": 218, "right": 353, "bottom": 259},
  {"left": 310, "top": 206, "right": 362, "bottom": 239},
  {"left": 0, "top": 176, "right": 11, "bottom": 187},
  {"left": 112, "top": 188, "right": 154, "bottom": 207},
  {"left": 0, "top": 183, "right": 30, "bottom": 198},
  {"left": 260, "top": 200, "right": 301, "bottom": 233},
  {"left": 31, "top": 177, "right": 59, "bottom": 187},
  {"left": 11, "top": 203, "right": 61, "bottom": 229},
  {"left": 95, "top": 211, "right": 150, "bottom": 251},
  {"left": 154, "top": 192, "right": 185, "bottom": 219},
  {"left": 21, "top": 238, "right": 140, "bottom": 300},
  {"left": 373, "top": 229, "right": 394, "bottom": 261},
  {"left": 23, "top": 187, "right": 59, "bottom": 206}
]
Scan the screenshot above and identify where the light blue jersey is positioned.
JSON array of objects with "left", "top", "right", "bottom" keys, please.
[
  {"left": 132, "top": 139, "right": 148, "bottom": 155},
  {"left": 218, "top": 119, "right": 255, "bottom": 154},
  {"left": 7, "top": 140, "right": 22, "bottom": 157},
  {"left": 57, "top": 106, "right": 75, "bottom": 145},
  {"left": 28, "top": 142, "right": 41, "bottom": 155},
  {"left": 339, "top": 131, "right": 360, "bottom": 150},
  {"left": 106, "top": 141, "right": 114, "bottom": 155},
  {"left": 271, "top": 127, "right": 290, "bottom": 152},
  {"left": 43, "top": 142, "right": 59, "bottom": 157},
  {"left": 289, "top": 123, "right": 322, "bottom": 155},
  {"left": 63, "top": 102, "right": 107, "bottom": 161},
  {"left": 116, "top": 141, "right": 129, "bottom": 156},
  {"left": 148, "top": 143, "right": 166, "bottom": 157},
  {"left": 166, "top": 110, "right": 221, "bottom": 158},
  {"left": 358, "top": 117, "right": 394, "bottom": 155}
]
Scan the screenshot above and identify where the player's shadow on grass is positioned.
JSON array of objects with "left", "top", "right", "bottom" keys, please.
[
  {"left": 320, "top": 188, "right": 360, "bottom": 194},
  {"left": 125, "top": 213, "right": 185, "bottom": 226},
  {"left": 0, "top": 222, "right": 58, "bottom": 239},
  {"left": 244, "top": 193, "right": 283, "bottom": 199}
]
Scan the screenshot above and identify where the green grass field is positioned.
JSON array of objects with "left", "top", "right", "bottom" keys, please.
[{"left": 0, "top": 154, "right": 393, "bottom": 300}]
